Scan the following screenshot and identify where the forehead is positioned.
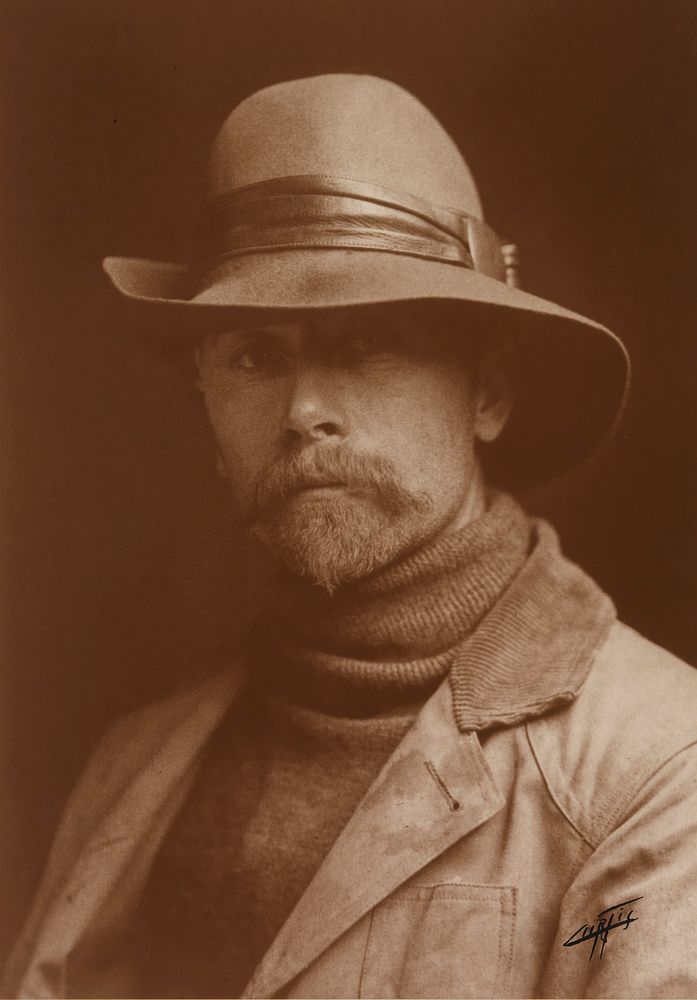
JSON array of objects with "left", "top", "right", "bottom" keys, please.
[
  {"left": 200, "top": 303, "right": 472, "bottom": 351},
  {"left": 217, "top": 304, "right": 420, "bottom": 335}
]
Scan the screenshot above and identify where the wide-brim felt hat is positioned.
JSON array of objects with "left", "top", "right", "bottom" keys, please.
[{"left": 104, "top": 74, "right": 630, "bottom": 489}]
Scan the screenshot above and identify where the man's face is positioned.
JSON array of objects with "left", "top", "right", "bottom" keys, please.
[{"left": 196, "top": 306, "right": 510, "bottom": 590}]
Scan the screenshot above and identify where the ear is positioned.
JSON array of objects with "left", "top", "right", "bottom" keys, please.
[{"left": 473, "top": 348, "right": 514, "bottom": 444}]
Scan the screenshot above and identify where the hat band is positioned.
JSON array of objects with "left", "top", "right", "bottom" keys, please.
[{"left": 197, "top": 175, "right": 518, "bottom": 285}]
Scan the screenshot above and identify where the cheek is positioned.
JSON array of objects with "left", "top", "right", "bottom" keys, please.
[
  {"left": 204, "top": 391, "right": 284, "bottom": 503},
  {"left": 362, "top": 370, "right": 477, "bottom": 489}
]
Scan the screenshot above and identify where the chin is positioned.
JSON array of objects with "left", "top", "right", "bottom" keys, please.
[{"left": 252, "top": 494, "right": 418, "bottom": 592}]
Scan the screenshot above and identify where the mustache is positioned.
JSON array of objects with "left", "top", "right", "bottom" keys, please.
[{"left": 251, "top": 446, "right": 431, "bottom": 521}]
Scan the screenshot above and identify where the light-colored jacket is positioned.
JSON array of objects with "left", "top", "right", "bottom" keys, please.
[{"left": 4, "top": 535, "right": 697, "bottom": 998}]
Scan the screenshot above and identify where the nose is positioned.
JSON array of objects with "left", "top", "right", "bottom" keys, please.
[{"left": 283, "top": 365, "right": 347, "bottom": 446}]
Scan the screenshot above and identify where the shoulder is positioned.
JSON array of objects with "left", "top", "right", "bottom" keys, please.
[
  {"left": 102, "top": 662, "right": 242, "bottom": 749},
  {"left": 43, "top": 662, "right": 244, "bottom": 876},
  {"left": 527, "top": 621, "right": 697, "bottom": 847},
  {"left": 82, "top": 663, "right": 243, "bottom": 801},
  {"left": 2, "top": 662, "right": 245, "bottom": 997},
  {"left": 580, "top": 621, "right": 697, "bottom": 743}
]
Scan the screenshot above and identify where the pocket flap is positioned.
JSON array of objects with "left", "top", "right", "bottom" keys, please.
[{"left": 360, "top": 882, "right": 516, "bottom": 999}]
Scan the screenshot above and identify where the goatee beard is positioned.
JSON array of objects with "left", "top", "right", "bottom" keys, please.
[{"left": 249, "top": 447, "right": 433, "bottom": 593}]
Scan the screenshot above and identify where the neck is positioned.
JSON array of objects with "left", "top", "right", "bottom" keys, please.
[
  {"left": 440, "top": 462, "right": 488, "bottom": 535},
  {"left": 247, "top": 490, "right": 533, "bottom": 715}
]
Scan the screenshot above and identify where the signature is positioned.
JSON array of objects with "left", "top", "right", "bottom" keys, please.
[{"left": 563, "top": 896, "right": 643, "bottom": 959}]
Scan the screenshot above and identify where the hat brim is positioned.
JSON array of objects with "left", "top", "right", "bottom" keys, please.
[{"left": 103, "top": 249, "right": 630, "bottom": 489}]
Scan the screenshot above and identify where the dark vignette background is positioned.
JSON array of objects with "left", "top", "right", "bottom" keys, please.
[{"left": 1, "top": 0, "right": 696, "bottom": 956}]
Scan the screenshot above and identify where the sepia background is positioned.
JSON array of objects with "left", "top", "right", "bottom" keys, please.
[{"left": 2, "top": 0, "right": 696, "bottom": 956}]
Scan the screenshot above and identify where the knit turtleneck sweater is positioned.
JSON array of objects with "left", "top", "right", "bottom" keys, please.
[
  {"left": 260, "top": 490, "right": 531, "bottom": 713},
  {"left": 134, "top": 492, "right": 531, "bottom": 999}
]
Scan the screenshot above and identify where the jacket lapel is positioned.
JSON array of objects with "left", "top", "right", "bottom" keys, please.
[{"left": 244, "top": 680, "right": 504, "bottom": 999}]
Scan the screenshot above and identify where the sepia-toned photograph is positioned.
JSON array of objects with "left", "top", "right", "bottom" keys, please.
[{"left": 2, "top": 1, "right": 696, "bottom": 997}]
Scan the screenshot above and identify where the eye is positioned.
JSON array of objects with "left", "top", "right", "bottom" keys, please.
[
  {"left": 332, "top": 326, "right": 402, "bottom": 362},
  {"left": 227, "top": 343, "right": 288, "bottom": 374}
]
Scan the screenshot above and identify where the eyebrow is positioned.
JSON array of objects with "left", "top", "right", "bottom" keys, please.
[{"left": 204, "top": 327, "right": 288, "bottom": 346}]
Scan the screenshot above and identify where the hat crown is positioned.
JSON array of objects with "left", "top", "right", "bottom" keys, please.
[{"left": 206, "top": 74, "right": 483, "bottom": 219}]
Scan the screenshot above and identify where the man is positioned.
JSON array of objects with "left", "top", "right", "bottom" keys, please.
[{"left": 4, "top": 74, "right": 697, "bottom": 999}]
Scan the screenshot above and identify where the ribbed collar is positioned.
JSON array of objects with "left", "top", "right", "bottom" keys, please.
[{"left": 251, "top": 492, "right": 532, "bottom": 714}]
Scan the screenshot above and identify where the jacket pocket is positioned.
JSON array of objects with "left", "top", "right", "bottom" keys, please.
[{"left": 359, "top": 882, "right": 516, "bottom": 999}]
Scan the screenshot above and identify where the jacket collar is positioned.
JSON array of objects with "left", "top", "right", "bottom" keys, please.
[{"left": 449, "top": 518, "right": 616, "bottom": 731}]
